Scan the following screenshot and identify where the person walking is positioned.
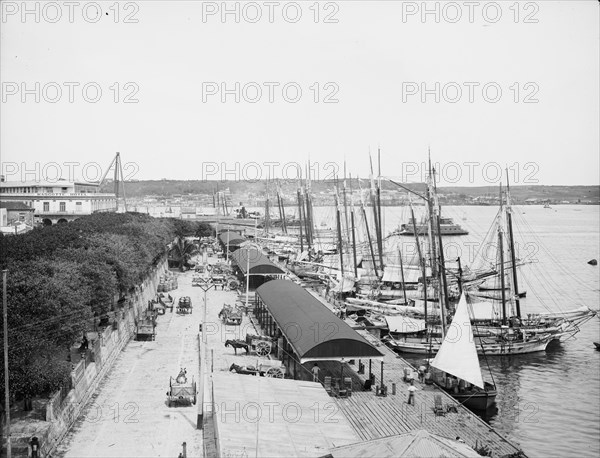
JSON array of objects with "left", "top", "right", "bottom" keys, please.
[
  {"left": 312, "top": 363, "right": 321, "bottom": 382},
  {"left": 407, "top": 380, "right": 417, "bottom": 405}
]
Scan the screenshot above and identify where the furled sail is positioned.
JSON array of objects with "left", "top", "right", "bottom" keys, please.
[{"left": 431, "top": 294, "right": 484, "bottom": 389}]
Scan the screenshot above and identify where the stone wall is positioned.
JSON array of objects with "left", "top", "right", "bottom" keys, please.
[{"left": 5, "top": 259, "right": 169, "bottom": 458}]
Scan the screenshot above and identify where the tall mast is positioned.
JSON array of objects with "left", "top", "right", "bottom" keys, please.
[
  {"left": 498, "top": 183, "right": 507, "bottom": 325},
  {"left": 432, "top": 161, "right": 448, "bottom": 336},
  {"left": 369, "top": 153, "right": 383, "bottom": 272},
  {"left": 302, "top": 184, "right": 311, "bottom": 250},
  {"left": 410, "top": 200, "right": 428, "bottom": 325},
  {"left": 276, "top": 181, "right": 285, "bottom": 234},
  {"left": 296, "top": 185, "right": 304, "bottom": 252},
  {"left": 335, "top": 184, "right": 345, "bottom": 279},
  {"left": 264, "top": 182, "right": 270, "bottom": 235},
  {"left": 398, "top": 245, "right": 408, "bottom": 305},
  {"left": 304, "top": 163, "right": 311, "bottom": 246},
  {"left": 426, "top": 152, "right": 437, "bottom": 278},
  {"left": 360, "top": 181, "right": 379, "bottom": 280},
  {"left": 377, "top": 148, "right": 384, "bottom": 268},
  {"left": 349, "top": 175, "right": 358, "bottom": 279},
  {"left": 506, "top": 173, "right": 521, "bottom": 318},
  {"left": 280, "top": 183, "right": 288, "bottom": 234},
  {"left": 343, "top": 161, "right": 351, "bottom": 247}
]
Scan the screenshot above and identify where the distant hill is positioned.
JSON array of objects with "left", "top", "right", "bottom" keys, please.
[{"left": 102, "top": 180, "right": 599, "bottom": 205}]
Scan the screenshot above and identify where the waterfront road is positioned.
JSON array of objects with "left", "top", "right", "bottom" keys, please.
[{"left": 55, "top": 270, "right": 204, "bottom": 458}]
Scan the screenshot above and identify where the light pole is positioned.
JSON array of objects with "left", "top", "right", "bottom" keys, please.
[
  {"left": 196, "top": 276, "right": 215, "bottom": 429},
  {"left": 3, "top": 269, "right": 11, "bottom": 458}
]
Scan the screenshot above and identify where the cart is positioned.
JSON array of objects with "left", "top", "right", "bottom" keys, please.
[
  {"left": 229, "top": 362, "right": 286, "bottom": 378},
  {"left": 245, "top": 334, "right": 273, "bottom": 356},
  {"left": 166, "top": 368, "right": 197, "bottom": 406},
  {"left": 218, "top": 304, "right": 243, "bottom": 325},
  {"left": 177, "top": 296, "right": 193, "bottom": 314},
  {"left": 136, "top": 311, "right": 156, "bottom": 341},
  {"left": 158, "top": 293, "right": 174, "bottom": 311}
]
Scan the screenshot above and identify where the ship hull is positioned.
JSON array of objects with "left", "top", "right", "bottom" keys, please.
[{"left": 386, "top": 335, "right": 553, "bottom": 355}]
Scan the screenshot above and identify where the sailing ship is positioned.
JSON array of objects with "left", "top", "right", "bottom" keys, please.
[
  {"left": 384, "top": 168, "right": 595, "bottom": 356},
  {"left": 429, "top": 293, "right": 497, "bottom": 410},
  {"left": 394, "top": 216, "right": 469, "bottom": 236}
]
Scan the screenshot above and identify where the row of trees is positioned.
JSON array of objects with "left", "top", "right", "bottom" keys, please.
[{"left": 0, "top": 213, "right": 212, "bottom": 407}]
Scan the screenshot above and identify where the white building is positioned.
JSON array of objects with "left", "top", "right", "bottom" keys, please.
[{"left": 0, "top": 178, "right": 116, "bottom": 225}]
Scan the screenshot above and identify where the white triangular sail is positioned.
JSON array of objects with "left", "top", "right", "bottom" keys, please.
[{"left": 431, "top": 294, "right": 484, "bottom": 389}]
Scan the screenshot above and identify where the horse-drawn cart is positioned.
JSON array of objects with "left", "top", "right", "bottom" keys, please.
[
  {"left": 218, "top": 304, "right": 243, "bottom": 325},
  {"left": 158, "top": 293, "right": 174, "bottom": 311},
  {"left": 229, "top": 362, "right": 285, "bottom": 378},
  {"left": 177, "top": 296, "right": 192, "bottom": 314},
  {"left": 246, "top": 334, "right": 273, "bottom": 356},
  {"left": 136, "top": 311, "right": 156, "bottom": 341},
  {"left": 166, "top": 368, "right": 197, "bottom": 406}
]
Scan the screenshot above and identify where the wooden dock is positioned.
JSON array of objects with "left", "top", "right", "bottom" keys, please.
[{"left": 303, "top": 287, "right": 525, "bottom": 457}]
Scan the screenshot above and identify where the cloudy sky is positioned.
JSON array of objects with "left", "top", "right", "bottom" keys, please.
[{"left": 1, "top": 0, "right": 598, "bottom": 186}]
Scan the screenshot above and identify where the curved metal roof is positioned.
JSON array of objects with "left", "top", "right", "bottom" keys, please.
[
  {"left": 256, "top": 280, "right": 384, "bottom": 363},
  {"left": 218, "top": 231, "right": 246, "bottom": 246},
  {"left": 231, "top": 248, "right": 285, "bottom": 275}
]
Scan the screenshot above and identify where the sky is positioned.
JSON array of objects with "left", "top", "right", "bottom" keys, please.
[{"left": 1, "top": 0, "right": 599, "bottom": 187}]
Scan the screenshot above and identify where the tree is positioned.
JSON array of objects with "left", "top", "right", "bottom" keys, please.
[
  {"left": 168, "top": 236, "right": 199, "bottom": 271},
  {"left": 0, "top": 211, "right": 186, "bottom": 403}
]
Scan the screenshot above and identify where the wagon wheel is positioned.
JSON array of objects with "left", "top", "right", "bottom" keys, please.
[
  {"left": 255, "top": 341, "right": 271, "bottom": 356},
  {"left": 265, "top": 367, "right": 284, "bottom": 378}
]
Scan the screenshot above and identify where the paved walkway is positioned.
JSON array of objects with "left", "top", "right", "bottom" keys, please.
[{"left": 55, "top": 271, "right": 203, "bottom": 458}]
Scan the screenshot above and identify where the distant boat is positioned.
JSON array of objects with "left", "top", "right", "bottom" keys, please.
[
  {"left": 544, "top": 203, "right": 552, "bottom": 209},
  {"left": 594, "top": 342, "right": 600, "bottom": 350},
  {"left": 394, "top": 217, "right": 468, "bottom": 236}
]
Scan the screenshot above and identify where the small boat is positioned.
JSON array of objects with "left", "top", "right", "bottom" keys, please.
[
  {"left": 594, "top": 342, "right": 600, "bottom": 350},
  {"left": 429, "top": 293, "right": 497, "bottom": 410},
  {"left": 588, "top": 259, "right": 598, "bottom": 266}
]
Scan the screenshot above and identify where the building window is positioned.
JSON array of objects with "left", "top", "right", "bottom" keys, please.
[
  {"left": 60, "top": 202, "right": 66, "bottom": 212},
  {"left": 43, "top": 202, "right": 49, "bottom": 212},
  {"left": 76, "top": 202, "right": 82, "bottom": 212}
]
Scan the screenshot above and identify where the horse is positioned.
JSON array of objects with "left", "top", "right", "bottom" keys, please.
[
  {"left": 229, "top": 363, "right": 257, "bottom": 376},
  {"left": 175, "top": 367, "right": 187, "bottom": 384},
  {"left": 225, "top": 339, "right": 249, "bottom": 355},
  {"left": 218, "top": 304, "right": 232, "bottom": 320}
]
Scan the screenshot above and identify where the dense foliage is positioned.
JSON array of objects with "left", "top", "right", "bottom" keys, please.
[{"left": 0, "top": 213, "right": 208, "bottom": 404}]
